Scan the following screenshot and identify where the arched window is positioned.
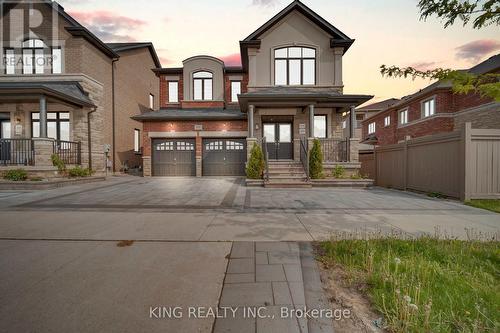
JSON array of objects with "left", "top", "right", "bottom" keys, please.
[
  {"left": 274, "top": 47, "right": 316, "bottom": 85},
  {"left": 22, "top": 39, "right": 45, "bottom": 74},
  {"left": 193, "top": 71, "right": 213, "bottom": 100}
]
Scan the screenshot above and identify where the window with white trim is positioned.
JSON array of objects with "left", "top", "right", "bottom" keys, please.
[
  {"left": 193, "top": 71, "right": 213, "bottom": 100},
  {"left": 230, "top": 81, "right": 241, "bottom": 103},
  {"left": 368, "top": 122, "right": 376, "bottom": 134},
  {"left": 149, "top": 94, "right": 154, "bottom": 109},
  {"left": 314, "top": 115, "right": 327, "bottom": 138},
  {"left": 52, "top": 48, "right": 62, "bottom": 74},
  {"left": 134, "top": 129, "right": 140, "bottom": 153},
  {"left": 274, "top": 47, "right": 316, "bottom": 85},
  {"left": 422, "top": 98, "right": 435, "bottom": 117},
  {"left": 22, "top": 39, "right": 46, "bottom": 74},
  {"left": 400, "top": 109, "right": 408, "bottom": 125},
  {"left": 384, "top": 115, "right": 391, "bottom": 127},
  {"left": 4, "top": 49, "right": 15, "bottom": 74},
  {"left": 168, "top": 81, "right": 179, "bottom": 103}
]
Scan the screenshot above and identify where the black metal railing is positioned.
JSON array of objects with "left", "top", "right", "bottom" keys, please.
[
  {"left": 53, "top": 140, "right": 81, "bottom": 165},
  {"left": 319, "top": 138, "right": 349, "bottom": 162},
  {"left": 0, "top": 139, "right": 35, "bottom": 166},
  {"left": 261, "top": 137, "right": 269, "bottom": 181},
  {"left": 300, "top": 137, "right": 309, "bottom": 181}
]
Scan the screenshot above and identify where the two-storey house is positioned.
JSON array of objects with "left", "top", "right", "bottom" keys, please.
[
  {"left": 0, "top": 0, "right": 160, "bottom": 176},
  {"left": 134, "top": 0, "right": 373, "bottom": 184}
]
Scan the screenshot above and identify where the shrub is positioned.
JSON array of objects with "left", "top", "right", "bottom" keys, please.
[
  {"left": 332, "top": 165, "right": 345, "bottom": 178},
  {"left": 68, "top": 166, "right": 92, "bottom": 178},
  {"left": 309, "top": 139, "right": 323, "bottom": 179},
  {"left": 246, "top": 143, "right": 265, "bottom": 179},
  {"left": 3, "top": 169, "right": 28, "bottom": 181},
  {"left": 51, "top": 154, "right": 66, "bottom": 172}
]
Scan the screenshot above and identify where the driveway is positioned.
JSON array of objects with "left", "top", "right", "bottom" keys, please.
[{"left": 0, "top": 176, "right": 498, "bottom": 332}]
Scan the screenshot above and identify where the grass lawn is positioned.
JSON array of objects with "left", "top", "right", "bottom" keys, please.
[
  {"left": 465, "top": 199, "right": 500, "bottom": 213},
  {"left": 318, "top": 237, "right": 500, "bottom": 332}
]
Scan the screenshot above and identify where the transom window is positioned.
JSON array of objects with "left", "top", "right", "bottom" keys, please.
[
  {"left": 205, "top": 140, "right": 223, "bottom": 151},
  {"left": 32, "top": 112, "right": 70, "bottom": 141},
  {"left": 193, "top": 71, "right": 213, "bottom": 100},
  {"left": 274, "top": 47, "right": 316, "bottom": 85},
  {"left": 422, "top": 98, "right": 435, "bottom": 117},
  {"left": 313, "top": 115, "right": 327, "bottom": 138},
  {"left": 368, "top": 122, "right": 376, "bottom": 134},
  {"left": 226, "top": 140, "right": 244, "bottom": 150},
  {"left": 156, "top": 142, "right": 174, "bottom": 151},
  {"left": 177, "top": 141, "right": 194, "bottom": 151}
]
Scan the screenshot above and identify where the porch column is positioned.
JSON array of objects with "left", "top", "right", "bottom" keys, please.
[
  {"left": 308, "top": 104, "right": 314, "bottom": 137},
  {"left": 248, "top": 104, "right": 255, "bottom": 138},
  {"left": 349, "top": 105, "right": 356, "bottom": 139},
  {"left": 39, "top": 95, "right": 48, "bottom": 138}
]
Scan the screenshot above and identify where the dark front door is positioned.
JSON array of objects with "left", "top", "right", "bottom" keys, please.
[
  {"left": 0, "top": 118, "right": 11, "bottom": 163},
  {"left": 263, "top": 123, "right": 293, "bottom": 160},
  {"left": 152, "top": 139, "right": 196, "bottom": 176},
  {"left": 202, "top": 138, "right": 247, "bottom": 176}
]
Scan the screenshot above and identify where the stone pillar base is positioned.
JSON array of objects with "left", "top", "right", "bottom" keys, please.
[
  {"left": 293, "top": 139, "right": 301, "bottom": 161},
  {"left": 196, "top": 156, "right": 202, "bottom": 177},
  {"left": 349, "top": 138, "right": 360, "bottom": 162},
  {"left": 142, "top": 156, "right": 151, "bottom": 177},
  {"left": 33, "top": 138, "right": 55, "bottom": 167}
]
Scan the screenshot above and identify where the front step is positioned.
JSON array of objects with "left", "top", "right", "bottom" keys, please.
[{"left": 266, "top": 160, "right": 310, "bottom": 188}]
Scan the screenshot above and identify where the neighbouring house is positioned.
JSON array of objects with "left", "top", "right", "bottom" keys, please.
[
  {"left": 361, "top": 54, "right": 500, "bottom": 146},
  {"left": 0, "top": 1, "right": 160, "bottom": 177},
  {"left": 133, "top": 0, "right": 373, "bottom": 185}
]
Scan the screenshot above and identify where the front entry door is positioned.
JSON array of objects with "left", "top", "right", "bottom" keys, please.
[{"left": 263, "top": 123, "right": 293, "bottom": 160}]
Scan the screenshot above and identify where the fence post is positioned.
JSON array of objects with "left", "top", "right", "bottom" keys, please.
[
  {"left": 77, "top": 141, "right": 82, "bottom": 165},
  {"left": 461, "top": 122, "right": 472, "bottom": 201}
]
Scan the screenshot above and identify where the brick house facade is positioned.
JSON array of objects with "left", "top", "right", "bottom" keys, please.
[
  {"left": 134, "top": 0, "right": 373, "bottom": 179},
  {"left": 361, "top": 55, "right": 499, "bottom": 146},
  {"left": 0, "top": 1, "right": 160, "bottom": 176}
]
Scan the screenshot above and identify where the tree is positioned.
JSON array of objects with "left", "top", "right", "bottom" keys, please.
[
  {"left": 246, "top": 143, "right": 265, "bottom": 179},
  {"left": 309, "top": 139, "right": 324, "bottom": 179},
  {"left": 381, "top": 0, "right": 500, "bottom": 101}
]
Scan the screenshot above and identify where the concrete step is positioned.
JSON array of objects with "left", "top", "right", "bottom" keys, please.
[
  {"left": 268, "top": 175, "right": 307, "bottom": 180},
  {"left": 268, "top": 167, "right": 305, "bottom": 173},
  {"left": 265, "top": 181, "right": 312, "bottom": 188}
]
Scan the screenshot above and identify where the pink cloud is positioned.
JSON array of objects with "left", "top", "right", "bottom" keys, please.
[
  {"left": 455, "top": 39, "right": 500, "bottom": 62},
  {"left": 69, "top": 10, "right": 147, "bottom": 42},
  {"left": 408, "top": 61, "right": 439, "bottom": 71},
  {"left": 219, "top": 53, "right": 242, "bottom": 66}
]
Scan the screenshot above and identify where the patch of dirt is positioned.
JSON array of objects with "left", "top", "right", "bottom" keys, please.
[
  {"left": 117, "top": 240, "right": 134, "bottom": 247},
  {"left": 315, "top": 246, "right": 385, "bottom": 333}
]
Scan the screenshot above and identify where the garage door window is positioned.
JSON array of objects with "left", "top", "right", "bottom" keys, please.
[
  {"left": 226, "top": 140, "right": 244, "bottom": 150},
  {"left": 156, "top": 141, "right": 174, "bottom": 151},
  {"left": 205, "top": 140, "right": 223, "bottom": 151},
  {"left": 177, "top": 141, "right": 194, "bottom": 151}
]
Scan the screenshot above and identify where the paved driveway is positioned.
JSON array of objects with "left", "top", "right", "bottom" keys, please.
[{"left": 0, "top": 176, "right": 498, "bottom": 332}]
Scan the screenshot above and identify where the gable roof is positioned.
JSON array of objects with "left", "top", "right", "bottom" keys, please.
[
  {"left": 469, "top": 53, "right": 500, "bottom": 75},
  {"left": 243, "top": 0, "right": 352, "bottom": 44},
  {"left": 106, "top": 42, "right": 162, "bottom": 68},
  {"left": 357, "top": 98, "right": 400, "bottom": 111}
]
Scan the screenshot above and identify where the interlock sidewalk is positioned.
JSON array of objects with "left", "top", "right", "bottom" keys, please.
[{"left": 214, "top": 241, "right": 332, "bottom": 333}]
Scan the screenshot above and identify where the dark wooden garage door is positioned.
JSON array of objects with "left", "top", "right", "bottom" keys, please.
[
  {"left": 152, "top": 139, "right": 196, "bottom": 176},
  {"left": 202, "top": 138, "right": 247, "bottom": 176}
]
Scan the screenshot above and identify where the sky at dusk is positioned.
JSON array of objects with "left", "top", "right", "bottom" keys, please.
[{"left": 59, "top": 0, "right": 500, "bottom": 104}]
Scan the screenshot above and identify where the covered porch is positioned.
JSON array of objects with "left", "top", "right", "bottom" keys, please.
[
  {"left": 0, "top": 81, "right": 97, "bottom": 175},
  {"left": 238, "top": 87, "right": 373, "bottom": 176}
]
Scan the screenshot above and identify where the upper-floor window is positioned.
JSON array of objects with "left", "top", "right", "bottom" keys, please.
[
  {"left": 4, "top": 39, "right": 62, "bottom": 75},
  {"left": 4, "top": 49, "right": 15, "bottom": 74},
  {"left": 52, "top": 48, "right": 62, "bottom": 74},
  {"left": 168, "top": 81, "right": 179, "bottom": 103},
  {"left": 22, "top": 39, "right": 45, "bottom": 74},
  {"left": 134, "top": 129, "right": 141, "bottom": 153},
  {"left": 274, "top": 47, "right": 315, "bottom": 86},
  {"left": 400, "top": 109, "right": 408, "bottom": 125},
  {"left": 422, "top": 98, "right": 435, "bottom": 117},
  {"left": 368, "top": 122, "right": 376, "bottom": 134},
  {"left": 149, "top": 94, "right": 155, "bottom": 109},
  {"left": 384, "top": 115, "right": 391, "bottom": 127},
  {"left": 193, "top": 71, "right": 213, "bottom": 100},
  {"left": 230, "top": 81, "right": 241, "bottom": 103}
]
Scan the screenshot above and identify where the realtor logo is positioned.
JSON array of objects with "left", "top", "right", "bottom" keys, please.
[{"left": 1, "top": 0, "right": 63, "bottom": 74}]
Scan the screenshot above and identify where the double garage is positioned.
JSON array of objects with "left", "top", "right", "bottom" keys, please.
[{"left": 152, "top": 138, "right": 247, "bottom": 176}]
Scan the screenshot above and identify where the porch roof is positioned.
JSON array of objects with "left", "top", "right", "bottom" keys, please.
[
  {"left": 131, "top": 108, "right": 247, "bottom": 122},
  {"left": 0, "top": 82, "right": 95, "bottom": 107},
  {"left": 238, "top": 87, "right": 373, "bottom": 112}
]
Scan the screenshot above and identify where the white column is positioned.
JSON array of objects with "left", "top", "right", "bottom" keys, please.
[
  {"left": 248, "top": 105, "right": 255, "bottom": 138},
  {"left": 39, "top": 95, "right": 47, "bottom": 138}
]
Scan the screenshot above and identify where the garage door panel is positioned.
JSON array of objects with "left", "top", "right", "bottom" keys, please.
[
  {"left": 152, "top": 139, "right": 195, "bottom": 176},
  {"left": 202, "top": 138, "right": 246, "bottom": 176}
]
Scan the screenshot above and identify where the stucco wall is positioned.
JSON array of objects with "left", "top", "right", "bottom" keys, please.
[{"left": 182, "top": 56, "right": 224, "bottom": 102}]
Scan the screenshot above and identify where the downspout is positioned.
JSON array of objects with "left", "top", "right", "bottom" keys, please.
[
  {"left": 87, "top": 107, "right": 97, "bottom": 170},
  {"left": 111, "top": 57, "right": 119, "bottom": 173}
]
